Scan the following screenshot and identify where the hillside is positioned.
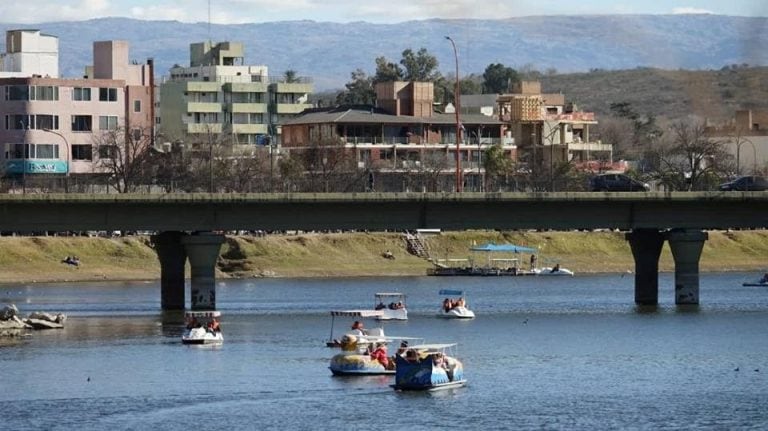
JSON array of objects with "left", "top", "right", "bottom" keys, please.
[
  {"left": 0, "top": 230, "right": 766, "bottom": 284},
  {"left": 540, "top": 66, "right": 768, "bottom": 122},
  {"left": 0, "top": 14, "right": 766, "bottom": 90}
]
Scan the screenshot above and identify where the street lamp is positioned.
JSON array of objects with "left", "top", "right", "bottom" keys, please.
[
  {"left": 42, "top": 128, "right": 70, "bottom": 192},
  {"left": 445, "top": 35, "right": 462, "bottom": 192}
]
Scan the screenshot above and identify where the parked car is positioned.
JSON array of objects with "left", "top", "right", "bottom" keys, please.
[
  {"left": 589, "top": 174, "right": 650, "bottom": 192},
  {"left": 718, "top": 175, "right": 768, "bottom": 191}
]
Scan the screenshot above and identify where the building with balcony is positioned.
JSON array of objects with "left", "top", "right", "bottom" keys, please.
[
  {"left": 0, "top": 35, "right": 154, "bottom": 182},
  {"left": 497, "top": 81, "right": 612, "bottom": 175},
  {"left": 281, "top": 81, "right": 511, "bottom": 191},
  {"left": 158, "top": 40, "right": 313, "bottom": 148},
  {"left": 0, "top": 29, "right": 59, "bottom": 78}
]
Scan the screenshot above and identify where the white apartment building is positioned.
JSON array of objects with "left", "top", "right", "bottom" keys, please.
[{"left": 0, "top": 29, "right": 59, "bottom": 78}]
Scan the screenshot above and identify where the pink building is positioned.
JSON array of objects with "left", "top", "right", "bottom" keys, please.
[{"left": 0, "top": 37, "right": 153, "bottom": 180}]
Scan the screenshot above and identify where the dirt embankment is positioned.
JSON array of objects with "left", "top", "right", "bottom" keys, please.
[{"left": 0, "top": 230, "right": 766, "bottom": 284}]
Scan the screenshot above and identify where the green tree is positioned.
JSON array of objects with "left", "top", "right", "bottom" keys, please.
[
  {"left": 400, "top": 48, "right": 440, "bottom": 82},
  {"left": 482, "top": 63, "right": 519, "bottom": 94},
  {"left": 373, "top": 56, "right": 403, "bottom": 83},
  {"left": 482, "top": 144, "right": 514, "bottom": 191},
  {"left": 283, "top": 69, "right": 299, "bottom": 83},
  {"left": 336, "top": 69, "right": 375, "bottom": 105}
]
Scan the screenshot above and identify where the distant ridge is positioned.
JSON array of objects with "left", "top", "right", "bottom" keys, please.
[{"left": 0, "top": 15, "right": 766, "bottom": 89}]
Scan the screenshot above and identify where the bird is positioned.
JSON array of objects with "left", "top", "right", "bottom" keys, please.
[
  {"left": 523, "top": 318, "right": 528, "bottom": 324},
  {"left": 755, "top": 369, "right": 760, "bottom": 372},
  {"left": 734, "top": 367, "right": 739, "bottom": 372},
  {"left": 87, "top": 377, "right": 91, "bottom": 382}
]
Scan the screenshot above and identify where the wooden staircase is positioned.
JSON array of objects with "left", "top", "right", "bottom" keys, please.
[{"left": 404, "top": 231, "right": 430, "bottom": 260}]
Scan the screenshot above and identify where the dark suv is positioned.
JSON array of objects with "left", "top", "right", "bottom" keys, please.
[
  {"left": 589, "top": 174, "right": 649, "bottom": 192},
  {"left": 718, "top": 175, "right": 768, "bottom": 191}
]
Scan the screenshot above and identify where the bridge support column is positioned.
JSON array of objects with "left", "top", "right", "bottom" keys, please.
[
  {"left": 626, "top": 229, "right": 665, "bottom": 305},
  {"left": 182, "top": 232, "right": 225, "bottom": 311},
  {"left": 667, "top": 229, "right": 708, "bottom": 305},
  {"left": 151, "top": 231, "right": 187, "bottom": 311}
]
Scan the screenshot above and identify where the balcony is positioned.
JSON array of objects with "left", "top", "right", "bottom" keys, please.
[
  {"left": 232, "top": 123, "right": 268, "bottom": 134},
  {"left": 567, "top": 141, "right": 612, "bottom": 152},
  {"left": 187, "top": 123, "right": 222, "bottom": 134},
  {"left": 224, "top": 82, "right": 269, "bottom": 93},
  {"left": 275, "top": 103, "right": 312, "bottom": 115},
  {"left": 185, "top": 82, "right": 220, "bottom": 92},
  {"left": 269, "top": 82, "right": 313, "bottom": 94},
  {"left": 186, "top": 102, "right": 221, "bottom": 113},
  {"left": 230, "top": 103, "right": 267, "bottom": 113}
]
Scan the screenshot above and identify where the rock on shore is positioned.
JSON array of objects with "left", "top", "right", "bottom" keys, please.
[{"left": 1, "top": 305, "right": 66, "bottom": 337}]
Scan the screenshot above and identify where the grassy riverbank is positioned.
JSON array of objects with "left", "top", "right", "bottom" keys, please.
[{"left": 0, "top": 230, "right": 766, "bottom": 284}]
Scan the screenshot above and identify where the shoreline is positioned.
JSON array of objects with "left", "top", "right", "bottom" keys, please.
[{"left": 0, "top": 230, "right": 766, "bottom": 284}]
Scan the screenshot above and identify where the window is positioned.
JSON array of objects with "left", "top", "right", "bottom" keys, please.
[
  {"left": 133, "top": 100, "right": 141, "bottom": 112},
  {"left": 71, "top": 115, "right": 92, "bottom": 132},
  {"left": 73, "top": 87, "right": 91, "bottom": 101},
  {"left": 35, "top": 144, "right": 59, "bottom": 159},
  {"left": 6, "top": 115, "right": 30, "bottom": 130},
  {"left": 5, "top": 85, "right": 30, "bottom": 101},
  {"left": 99, "top": 115, "right": 118, "bottom": 130},
  {"left": 98, "top": 145, "right": 117, "bottom": 159},
  {"left": 99, "top": 87, "right": 118, "bottom": 102},
  {"left": 31, "top": 86, "right": 59, "bottom": 101},
  {"left": 71, "top": 144, "right": 93, "bottom": 161},
  {"left": 36, "top": 115, "right": 59, "bottom": 130},
  {"left": 131, "top": 128, "right": 142, "bottom": 141}
]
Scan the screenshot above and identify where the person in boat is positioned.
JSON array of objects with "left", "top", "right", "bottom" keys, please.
[
  {"left": 396, "top": 340, "right": 409, "bottom": 356},
  {"left": 395, "top": 301, "right": 404, "bottom": 310},
  {"left": 375, "top": 302, "right": 385, "bottom": 310},
  {"left": 551, "top": 263, "right": 561, "bottom": 273},
  {"left": 350, "top": 321, "right": 365, "bottom": 336},
  {"left": 186, "top": 317, "right": 198, "bottom": 330},
  {"left": 443, "top": 298, "right": 452, "bottom": 312},
  {"left": 370, "top": 342, "right": 389, "bottom": 368},
  {"left": 404, "top": 349, "right": 420, "bottom": 364},
  {"left": 210, "top": 319, "right": 221, "bottom": 333}
]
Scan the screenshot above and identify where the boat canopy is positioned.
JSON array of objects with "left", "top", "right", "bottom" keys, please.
[
  {"left": 375, "top": 292, "right": 405, "bottom": 298},
  {"left": 439, "top": 289, "right": 465, "bottom": 296},
  {"left": 330, "top": 310, "right": 385, "bottom": 317},
  {"left": 409, "top": 343, "right": 458, "bottom": 351},
  {"left": 184, "top": 310, "right": 221, "bottom": 318},
  {"left": 470, "top": 243, "right": 537, "bottom": 253}
]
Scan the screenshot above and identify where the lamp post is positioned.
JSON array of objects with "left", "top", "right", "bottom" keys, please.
[
  {"left": 42, "top": 128, "right": 70, "bottom": 193},
  {"left": 736, "top": 137, "right": 757, "bottom": 176},
  {"left": 445, "top": 35, "right": 462, "bottom": 192}
]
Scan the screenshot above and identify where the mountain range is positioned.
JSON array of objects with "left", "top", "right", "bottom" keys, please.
[{"left": 0, "top": 14, "right": 766, "bottom": 90}]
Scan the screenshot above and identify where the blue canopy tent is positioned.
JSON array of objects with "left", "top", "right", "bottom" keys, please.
[
  {"left": 469, "top": 243, "right": 538, "bottom": 270},
  {"left": 470, "top": 243, "right": 537, "bottom": 253}
]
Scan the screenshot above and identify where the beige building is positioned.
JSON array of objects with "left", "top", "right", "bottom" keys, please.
[
  {"left": 0, "top": 29, "right": 59, "bottom": 78},
  {"left": 498, "top": 81, "right": 612, "bottom": 174},
  {"left": 0, "top": 36, "right": 154, "bottom": 179},
  {"left": 158, "top": 41, "right": 313, "bottom": 148}
]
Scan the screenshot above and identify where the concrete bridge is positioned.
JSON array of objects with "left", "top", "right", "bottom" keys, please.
[{"left": 0, "top": 192, "right": 765, "bottom": 309}]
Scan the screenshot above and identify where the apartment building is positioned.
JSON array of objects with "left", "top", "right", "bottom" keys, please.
[
  {"left": 497, "top": 81, "right": 612, "bottom": 172},
  {"left": 0, "top": 29, "right": 58, "bottom": 78},
  {"left": 158, "top": 41, "right": 312, "bottom": 149},
  {"left": 0, "top": 35, "right": 154, "bottom": 179},
  {"left": 282, "top": 81, "right": 510, "bottom": 191}
]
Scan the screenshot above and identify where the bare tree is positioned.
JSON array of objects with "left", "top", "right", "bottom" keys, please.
[
  {"left": 652, "top": 121, "right": 731, "bottom": 191},
  {"left": 92, "top": 126, "right": 155, "bottom": 193}
]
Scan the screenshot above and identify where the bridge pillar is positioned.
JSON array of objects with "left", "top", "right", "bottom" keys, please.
[
  {"left": 667, "top": 229, "right": 708, "bottom": 305},
  {"left": 626, "top": 229, "right": 665, "bottom": 305},
  {"left": 182, "top": 232, "right": 225, "bottom": 311},
  {"left": 151, "top": 231, "right": 187, "bottom": 311}
]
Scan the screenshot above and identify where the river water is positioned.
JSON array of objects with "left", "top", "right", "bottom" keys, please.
[{"left": 2, "top": 272, "right": 767, "bottom": 430}]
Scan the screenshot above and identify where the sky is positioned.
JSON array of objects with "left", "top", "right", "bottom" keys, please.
[{"left": 1, "top": 0, "right": 767, "bottom": 24}]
